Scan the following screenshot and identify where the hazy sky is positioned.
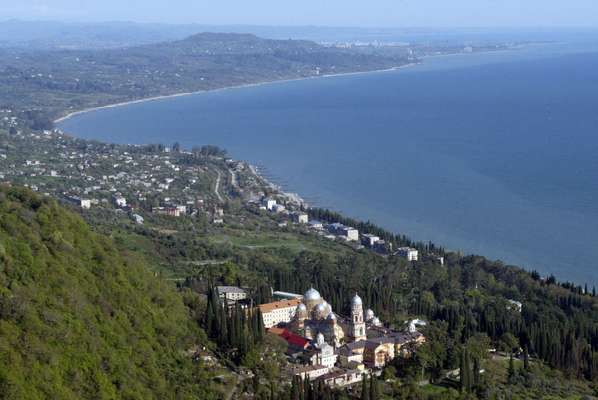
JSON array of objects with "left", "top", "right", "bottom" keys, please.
[{"left": 2, "top": 0, "right": 598, "bottom": 28}]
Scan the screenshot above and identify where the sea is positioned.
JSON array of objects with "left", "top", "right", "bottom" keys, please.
[{"left": 58, "top": 34, "right": 598, "bottom": 287}]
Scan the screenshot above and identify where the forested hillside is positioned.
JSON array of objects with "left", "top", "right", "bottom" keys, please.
[
  {"left": 0, "top": 186, "right": 218, "bottom": 399},
  {"left": 0, "top": 32, "right": 409, "bottom": 128}
]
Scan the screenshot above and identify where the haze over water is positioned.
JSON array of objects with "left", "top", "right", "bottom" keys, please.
[{"left": 60, "top": 38, "right": 598, "bottom": 286}]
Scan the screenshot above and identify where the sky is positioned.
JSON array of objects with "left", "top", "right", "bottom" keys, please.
[{"left": 1, "top": 0, "right": 598, "bottom": 28}]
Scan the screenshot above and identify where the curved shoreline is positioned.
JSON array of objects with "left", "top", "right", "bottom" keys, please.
[{"left": 54, "top": 64, "right": 418, "bottom": 124}]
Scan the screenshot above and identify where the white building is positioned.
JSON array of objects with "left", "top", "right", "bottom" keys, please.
[
  {"left": 114, "top": 196, "right": 127, "bottom": 208},
  {"left": 294, "top": 365, "right": 330, "bottom": 380},
  {"left": 314, "top": 333, "right": 338, "bottom": 368},
  {"left": 342, "top": 227, "right": 359, "bottom": 242},
  {"left": 258, "top": 299, "right": 302, "bottom": 328},
  {"left": 309, "top": 220, "right": 324, "bottom": 230},
  {"left": 176, "top": 205, "right": 187, "bottom": 215},
  {"left": 264, "top": 198, "right": 277, "bottom": 211},
  {"left": 292, "top": 212, "right": 309, "bottom": 224},
  {"left": 396, "top": 247, "right": 419, "bottom": 262},
  {"left": 273, "top": 204, "right": 286, "bottom": 213},
  {"left": 361, "top": 234, "right": 380, "bottom": 247},
  {"left": 217, "top": 286, "right": 247, "bottom": 303},
  {"left": 328, "top": 223, "right": 359, "bottom": 241},
  {"left": 507, "top": 300, "right": 523, "bottom": 313},
  {"left": 79, "top": 199, "right": 91, "bottom": 209}
]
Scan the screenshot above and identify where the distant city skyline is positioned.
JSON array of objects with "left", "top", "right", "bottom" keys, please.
[{"left": 2, "top": 0, "right": 598, "bottom": 28}]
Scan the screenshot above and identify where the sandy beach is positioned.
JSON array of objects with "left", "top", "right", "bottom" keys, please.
[{"left": 53, "top": 63, "right": 419, "bottom": 124}]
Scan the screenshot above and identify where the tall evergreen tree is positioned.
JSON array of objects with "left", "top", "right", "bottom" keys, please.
[
  {"left": 369, "top": 374, "right": 379, "bottom": 400},
  {"left": 460, "top": 348, "right": 472, "bottom": 393},
  {"left": 360, "top": 374, "right": 369, "bottom": 400},
  {"left": 508, "top": 353, "right": 516, "bottom": 383},
  {"left": 473, "top": 357, "right": 481, "bottom": 388},
  {"left": 523, "top": 346, "right": 530, "bottom": 371}
]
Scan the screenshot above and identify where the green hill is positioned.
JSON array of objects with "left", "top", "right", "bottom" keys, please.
[
  {"left": 0, "top": 32, "right": 408, "bottom": 126},
  {"left": 0, "top": 186, "right": 216, "bottom": 399}
]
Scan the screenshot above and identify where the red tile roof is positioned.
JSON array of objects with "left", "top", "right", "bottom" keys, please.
[{"left": 269, "top": 328, "right": 310, "bottom": 349}]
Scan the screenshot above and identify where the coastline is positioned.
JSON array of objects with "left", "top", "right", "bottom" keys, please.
[
  {"left": 54, "top": 44, "right": 534, "bottom": 125},
  {"left": 53, "top": 63, "right": 419, "bottom": 125}
]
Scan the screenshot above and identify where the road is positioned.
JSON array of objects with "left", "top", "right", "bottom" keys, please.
[{"left": 214, "top": 170, "right": 224, "bottom": 202}]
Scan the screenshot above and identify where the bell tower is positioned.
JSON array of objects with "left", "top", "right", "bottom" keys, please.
[{"left": 350, "top": 294, "right": 367, "bottom": 341}]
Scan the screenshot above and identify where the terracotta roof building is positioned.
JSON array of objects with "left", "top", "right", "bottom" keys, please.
[{"left": 258, "top": 299, "right": 302, "bottom": 328}]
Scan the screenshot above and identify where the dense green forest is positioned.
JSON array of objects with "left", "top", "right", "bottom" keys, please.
[{"left": 0, "top": 186, "right": 219, "bottom": 399}]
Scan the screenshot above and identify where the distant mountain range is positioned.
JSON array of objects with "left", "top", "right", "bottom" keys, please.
[{"left": 0, "top": 19, "right": 580, "bottom": 50}]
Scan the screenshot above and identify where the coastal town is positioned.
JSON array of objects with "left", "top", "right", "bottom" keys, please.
[
  {"left": 0, "top": 126, "right": 425, "bottom": 262},
  {"left": 0, "top": 124, "right": 432, "bottom": 392}
]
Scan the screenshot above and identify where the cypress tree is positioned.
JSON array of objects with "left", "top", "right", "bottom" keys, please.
[
  {"left": 524, "top": 346, "right": 530, "bottom": 371},
  {"left": 369, "top": 374, "right": 379, "bottom": 400},
  {"left": 460, "top": 348, "right": 472, "bottom": 393},
  {"left": 291, "top": 376, "right": 301, "bottom": 400},
  {"left": 304, "top": 377, "right": 312, "bottom": 400},
  {"left": 473, "top": 357, "right": 480, "bottom": 388},
  {"left": 360, "top": 374, "right": 369, "bottom": 400},
  {"left": 508, "top": 353, "right": 516, "bottom": 383}
]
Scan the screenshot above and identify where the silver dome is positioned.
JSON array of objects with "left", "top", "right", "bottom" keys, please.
[
  {"left": 365, "top": 309, "right": 375, "bottom": 321},
  {"left": 296, "top": 303, "right": 307, "bottom": 312},
  {"left": 327, "top": 312, "right": 337, "bottom": 321},
  {"left": 315, "top": 303, "right": 327, "bottom": 315},
  {"left": 304, "top": 288, "right": 321, "bottom": 301},
  {"left": 351, "top": 294, "right": 363, "bottom": 306}
]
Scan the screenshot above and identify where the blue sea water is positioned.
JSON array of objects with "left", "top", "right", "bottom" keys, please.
[{"left": 59, "top": 39, "right": 598, "bottom": 286}]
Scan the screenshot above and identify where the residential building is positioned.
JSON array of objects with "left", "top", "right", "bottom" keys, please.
[
  {"left": 308, "top": 220, "right": 324, "bottom": 230},
  {"left": 361, "top": 234, "right": 380, "bottom": 247},
  {"left": 272, "top": 204, "right": 286, "bottom": 213},
  {"left": 263, "top": 198, "right": 277, "bottom": 211},
  {"left": 291, "top": 212, "right": 309, "bottom": 224},
  {"left": 114, "top": 196, "right": 127, "bottom": 208},
  {"left": 328, "top": 223, "right": 359, "bottom": 241},
  {"left": 396, "top": 247, "right": 419, "bottom": 261}
]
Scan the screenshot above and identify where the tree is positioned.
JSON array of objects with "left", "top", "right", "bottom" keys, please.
[
  {"left": 360, "top": 374, "right": 369, "bottom": 400},
  {"left": 460, "top": 348, "right": 472, "bottom": 393},
  {"left": 472, "top": 357, "right": 481, "bottom": 388},
  {"left": 508, "top": 353, "right": 516, "bottom": 384},
  {"left": 499, "top": 332, "right": 519, "bottom": 354},
  {"left": 523, "top": 346, "right": 530, "bottom": 371},
  {"left": 369, "top": 375, "right": 379, "bottom": 400}
]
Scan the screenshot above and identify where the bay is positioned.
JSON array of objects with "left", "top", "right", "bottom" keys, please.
[{"left": 59, "top": 39, "right": 598, "bottom": 286}]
